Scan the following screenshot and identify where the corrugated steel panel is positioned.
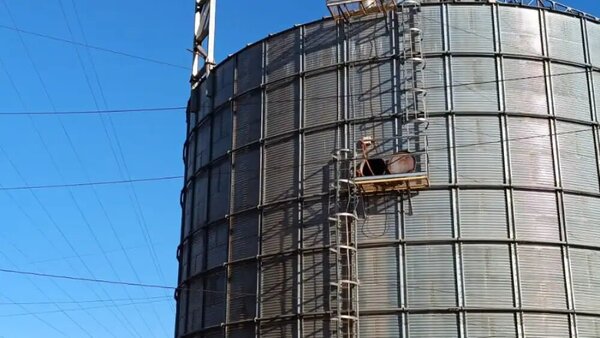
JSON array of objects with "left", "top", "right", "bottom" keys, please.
[
  {"left": 260, "top": 256, "right": 297, "bottom": 317},
  {"left": 459, "top": 190, "right": 508, "bottom": 239},
  {"left": 359, "top": 315, "right": 401, "bottom": 338},
  {"left": 556, "top": 122, "right": 598, "bottom": 194},
  {"left": 234, "top": 91, "right": 261, "bottom": 148},
  {"left": 577, "top": 315, "right": 600, "bottom": 338},
  {"left": 422, "top": 57, "right": 446, "bottom": 111},
  {"left": 303, "top": 253, "right": 327, "bottom": 313},
  {"left": 546, "top": 12, "right": 585, "bottom": 63},
  {"left": 302, "top": 197, "right": 327, "bottom": 249},
  {"left": 228, "top": 324, "right": 255, "bottom": 338},
  {"left": 230, "top": 212, "right": 259, "bottom": 261},
  {"left": 508, "top": 117, "right": 555, "bottom": 187},
  {"left": 237, "top": 43, "right": 262, "bottom": 94},
  {"left": 420, "top": 6, "right": 443, "bottom": 53},
  {"left": 518, "top": 245, "right": 567, "bottom": 309},
  {"left": 359, "top": 246, "right": 400, "bottom": 310},
  {"left": 304, "top": 129, "right": 337, "bottom": 196},
  {"left": 552, "top": 64, "right": 591, "bottom": 122},
  {"left": 349, "top": 16, "right": 392, "bottom": 61},
  {"left": 570, "top": 248, "right": 600, "bottom": 313},
  {"left": 360, "top": 196, "right": 398, "bottom": 241},
  {"left": 455, "top": 116, "right": 504, "bottom": 184},
  {"left": 262, "top": 203, "right": 298, "bottom": 255},
  {"left": 193, "top": 173, "right": 209, "bottom": 230},
  {"left": 408, "top": 313, "right": 459, "bottom": 337},
  {"left": 466, "top": 313, "right": 517, "bottom": 338},
  {"left": 187, "top": 133, "right": 196, "bottom": 180},
  {"left": 452, "top": 57, "right": 499, "bottom": 111},
  {"left": 204, "top": 271, "right": 226, "bottom": 327},
  {"left": 214, "top": 59, "right": 234, "bottom": 107},
  {"left": 211, "top": 106, "right": 232, "bottom": 160},
  {"left": 462, "top": 244, "right": 513, "bottom": 307},
  {"left": 196, "top": 120, "right": 211, "bottom": 169},
  {"left": 513, "top": 191, "right": 559, "bottom": 241},
  {"left": 203, "top": 329, "right": 224, "bottom": 338},
  {"left": 260, "top": 321, "right": 297, "bottom": 338},
  {"left": 266, "top": 79, "right": 299, "bottom": 137},
  {"left": 198, "top": 81, "right": 211, "bottom": 120},
  {"left": 504, "top": 59, "right": 548, "bottom": 115},
  {"left": 405, "top": 190, "right": 452, "bottom": 240},
  {"left": 304, "top": 21, "right": 338, "bottom": 71},
  {"left": 267, "top": 30, "right": 300, "bottom": 82},
  {"left": 427, "top": 117, "right": 450, "bottom": 185},
  {"left": 188, "top": 279, "right": 204, "bottom": 332},
  {"left": 499, "top": 6, "right": 543, "bottom": 55},
  {"left": 304, "top": 70, "right": 338, "bottom": 128},
  {"left": 232, "top": 147, "right": 260, "bottom": 211},
  {"left": 590, "top": 23, "right": 600, "bottom": 68},
  {"left": 177, "top": 288, "right": 189, "bottom": 335},
  {"left": 180, "top": 239, "right": 191, "bottom": 280},
  {"left": 190, "top": 231, "right": 205, "bottom": 276},
  {"left": 406, "top": 245, "right": 456, "bottom": 308},
  {"left": 595, "top": 72, "right": 600, "bottom": 119},
  {"left": 228, "top": 262, "right": 257, "bottom": 321},
  {"left": 209, "top": 160, "right": 231, "bottom": 223},
  {"left": 303, "top": 319, "right": 327, "bottom": 338},
  {"left": 351, "top": 61, "right": 394, "bottom": 118},
  {"left": 206, "top": 221, "right": 228, "bottom": 269},
  {"left": 523, "top": 313, "right": 570, "bottom": 338},
  {"left": 183, "top": 185, "right": 193, "bottom": 237},
  {"left": 449, "top": 5, "right": 494, "bottom": 52},
  {"left": 354, "top": 119, "right": 395, "bottom": 156},
  {"left": 264, "top": 138, "right": 299, "bottom": 203},
  {"left": 564, "top": 194, "right": 600, "bottom": 246}
]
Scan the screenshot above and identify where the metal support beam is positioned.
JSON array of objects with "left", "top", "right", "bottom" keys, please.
[{"left": 192, "top": 0, "right": 216, "bottom": 82}]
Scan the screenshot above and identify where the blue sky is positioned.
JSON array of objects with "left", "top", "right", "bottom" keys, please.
[{"left": 0, "top": 0, "right": 596, "bottom": 337}]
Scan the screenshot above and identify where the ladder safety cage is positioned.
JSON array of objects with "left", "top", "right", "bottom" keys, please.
[{"left": 326, "top": 0, "right": 397, "bottom": 21}]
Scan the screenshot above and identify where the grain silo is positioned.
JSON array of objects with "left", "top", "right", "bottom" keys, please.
[{"left": 176, "top": 0, "right": 600, "bottom": 337}]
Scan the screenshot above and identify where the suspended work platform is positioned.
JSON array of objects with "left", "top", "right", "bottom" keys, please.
[{"left": 326, "top": 0, "right": 397, "bottom": 20}]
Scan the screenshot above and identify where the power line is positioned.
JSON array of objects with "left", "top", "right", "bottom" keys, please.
[
  {"left": 0, "top": 175, "right": 182, "bottom": 191},
  {"left": 0, "top": 106, "right": 186, "bottom": 116},
  {"left": 0, "top": 296, "right": 170, "bottom": 307}
]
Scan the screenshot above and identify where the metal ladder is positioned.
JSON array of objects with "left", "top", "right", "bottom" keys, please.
[{"left": 328, "top": 149, "right": 360, "bottom": 338}]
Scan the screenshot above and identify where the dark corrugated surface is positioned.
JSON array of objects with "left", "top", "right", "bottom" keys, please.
[
  {"left": 260, "top": 256, "right": 297, "bottom": 317},
  {"left": 264, "top": 138, "right": 299, "bottom": 203},
  {"left": 459, "top": 189, "right": 508, "bottom": 239},
  {"left": 452, "top": 57, "right": 498, "bottom": 111},
  {"left": 466, "top": 313, "right": 517, "bottom": 338},
  {"left": 406, "top": 245, "right": 456, "bottom": 308},
  {"left": 232, "top": 147, "right": 260, "bottom": 211},
  {"left": 570, "top": 249, "right": 600, "bottom": 314},
  {"left": 523, "top": 313, "right": 570, "bottom": 338},
  {"left": 229, "top": 263, "right": 257, "bottom": 321},
  {"left": 499, "top": 6, "right": 542, "bottom": 55},
  {"left": 508, "top": 117, "right": 555, "bottom": 187},
  {"left": 228, "top": 324, "right": 255, "bottom": 338},
  {"left": 266, "top": 79, "right": 300, "bottom": 137},
  {"left": 303, "top": 253, "right": 327, "bottom": 313},
  {"left": 193, "top": 173, "right": 209, "bottom": 230},
  {"left": 552, "top": 64, "right": 591, "bottom": 122},
  {"left": 230, "top": 212, "right": 259, "bottom": 261},
  {"left": 462, "top": 244, "right": 514, "bottom": 307},
  {"left": 234, "top": 91, "right": 261, "bottom": 148},
  {"left": 304, "top": 21, "right": 338, "bottom": 71},
  {"left": 211, "top": 106, "right": 232, "bottom": 160},
  {"left": 556, "top": 122, "right": 598, "bottom": 194},
  {"left": 304, "top": 70, "right": 338, "bottom": 128},
  {"left": 518, "top": 246, "right": 567, "bottom": 309},
  {"left": 303, "top": 128, "right": 336, "bottom": 196},
  {"left": 449, "top": 5, "right": 494, "bottom": 52},
  {"left": 260, "top": 321, "right": 297, "bottom": 338},
  {"left": 302, "top": 197, "right": 327, "bottom": 249},
  {"left": 262, "top": 203, "right": 298, "bottom": 255},
  {"left": 190, "top": 232, "right": 205, "bottom": 276},
  {"left": 351, "top": 61, "right": 394, "bottom": 118},
  {"left": 208, "top": 160, "right": 231, "bottom": 223},
  {"left": 564, "top": 194, "right": 600, "bottom": 247},
  {"left": 203, "top": 271, "right": 226, "bottom": 327},
  {"left": 236, "top": 43, "right": 263, "bottom": 94},
  {"left": 206, "top": 221, "right": 228, "bottom": 270},
  {"left": 267, "top": 30, "right": 300, "bottom": 82},
  {"left": 195, "top": 121, "right": 211, "bottom": 169},
  {"left": 546, "top": 12, "right": 585, "bottom": 63},
  {"left": 214, "top": 58, "right": 234, "bottom": 107},
  {"left": 504, "top": 59, "right": 548, "bottom": 115},
  {"left": 513, "top": 191, "right": 559, "bottom": 241},
  {"left": 408, "top": 313, "right": 459, "bottom": 337},
  {"left": 187, "top": 279, "right": 204, "bottom": 333},
  {"left": 303, "top": 319, "right": 327, "bottom": 338}
]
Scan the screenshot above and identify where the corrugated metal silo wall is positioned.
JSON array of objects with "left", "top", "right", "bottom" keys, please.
[{"left": 177, "top": 2, "right": 600, "bottom": 337}]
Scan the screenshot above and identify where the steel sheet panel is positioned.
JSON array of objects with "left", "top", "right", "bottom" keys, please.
[
  {"left": 177, "top": 289, "right": 188, "bottom": 335},
  {"left": 557, "top": 122, "right": 598, "bottom": 194},
  {"left": 360, "top": 196, "right": 398, "bottom": 241},
  {"left": 267, "top": 30, "right": 300, "bottom": 82},
  {"left": 422, "top": 57, "right": 446, "bottom": 111},
  {"left": 459, "top": 190, "right": 508, "bottom": 239},
  {"left": 302, "top": 197, "right": 327, "bottom": 249},
  {"left": 508, "top": 117, "right": 554, "bottom": 187},
  {"left": 262, "top": 203, "right": 298, "bottom": 255},
  {"left": 187, "top": 133, "right": 196, "bottom": 180},
  {"left": 214, "top": 58, "right": 234, "bottom": 107},
  {"left": 518, "top": 245, "right": 567, "bottom": 309},
  {"left": 305, "top": 70, "right": 338, "bottom": 128},
  {"left": 349, "top": 16, "right": 392, "bottom": 61},
  {"left": 260, "top": 321, "right": 297, "bottom": 338},
  {"left": 405, "top": 190, "right": 452, "bottom": 239},
  {"left": 420, "top": 6, "right": 443, "bottom": 53},
  {"left": 546, "top": 12, "right": 585, "bottom": 63},
  {"left": 359, "top": 315, "right": 401, "bottom": 338},
  {"left": 406, "top": 245, "right": 456, "bottom": 308},
  {"left": 354, "top": 119, "right": 395, "bottom": 157},
  {"left": 427, "top": 117, "right": 450, "bottom": 184},
  {"left": 513, "top": 191, "right": 559, "bottom": 241},
  {"left": 196, "top": 121, "right": 211, "bottom": 169},
  {"left": 190, "top": 231, "right": 205, "bottom": 276},
  {"left": 351, "top": 61, "right": 394, "bottom": 118},
  {"left": 577, "top": 315, "right": 600, "bottom": 337},
  {"left": 204, "top": 271, "right": 226, "bottom": 327},
  {"left": 590, "top": 22, "right": 600, "bottom": 67},
  {"left": 552, "top": 64, "right": 591, "bottom": 122},
  {"left": 237, "top": 43, "right": 262, "bottom": 94},
  {"left": 229, "top": 262, "right": 257, "bottom": 321},
  {"left": 594, "top": 72, "right": 600, "bottom": 121},
  {"left": 180, "top": 239, "right": 191, "bottom": 280},
  {"left": 230, "top": 212, "right": 258, "bottom": 261},
  {"left": 303, "top": 253, "right": 327, "bottom": 313},
  {"left": 455, "top": 116, "right": 504, "bottom": 184},
  {"left": 564, "top": 194, "right": 600, "bottom": 247},
  {"left": 449, "top": 5, "right": 494, "bottom": 52},
  {"left": 266, "top": 79, "right": 299, "bottom": 137},
  {"left": 228, "top": 324, "right": 255, "bottom": 338},
  {"left": 232, "top": 147, "right": 260, "bottom": 211},
  {"left": 208, "top": 160, "right": 231, "bottom": 222},
  {"left": 198, "top": 81, "right": 211, "bottom": 120},
  {"left": 408, "top": 313, "right": 458, "bottom": 337},
  {"left": 260, "top": 256, "right": 297, "bottom": 317},
  {"left": 183, "top": 185, "right": 193, "bottom": 237},
  {"left": 570, "top": 249, "right": 600, "bottom": 313},
  {"left": 304, "top": 21, "right": 338, "bottom": 71},
  {"left": 193, "top": 173, "right": 209, "bottom": 230},
  {"left": 523, "top": 313, "right": 570, "bottom": 338},
  {"left": 499, "top": 6, "right": 542, "bottom": 55},
  {"left": 303, "top": 319, "right": 327, "bottom": 338},
  {"left": 466, "top": 313, "right": 517, "bottom": 338},
  {"left": 304, "top": 129, "right": 337, "bottom": 196},
  {"left": 264, "top": 138, "right": 299, "bottom": 203},
  {"left": 206, "top": 222, "right": 228, "bottom": 269},
  {"left": 504, "top": 59, "right": 547, "bottom": 115},
  {"left": 359, "top": 246, "right": 399, "bottom": 310},
  {"left": 453, "top": 57, "right": 498, "bottom": 111},
  {"left": 463, "top": 244, "right": 513, "bottom": 307},
  {"left": 234, "top": 91, "right": 261, "bottom": 148},
  {"left": 187, "top": 279, "right": 204, "bottom": 332}
]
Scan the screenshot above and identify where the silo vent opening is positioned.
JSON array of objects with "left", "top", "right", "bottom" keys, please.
[{"left": 357, "top": 158, "right": 388, "bottom": 177}]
